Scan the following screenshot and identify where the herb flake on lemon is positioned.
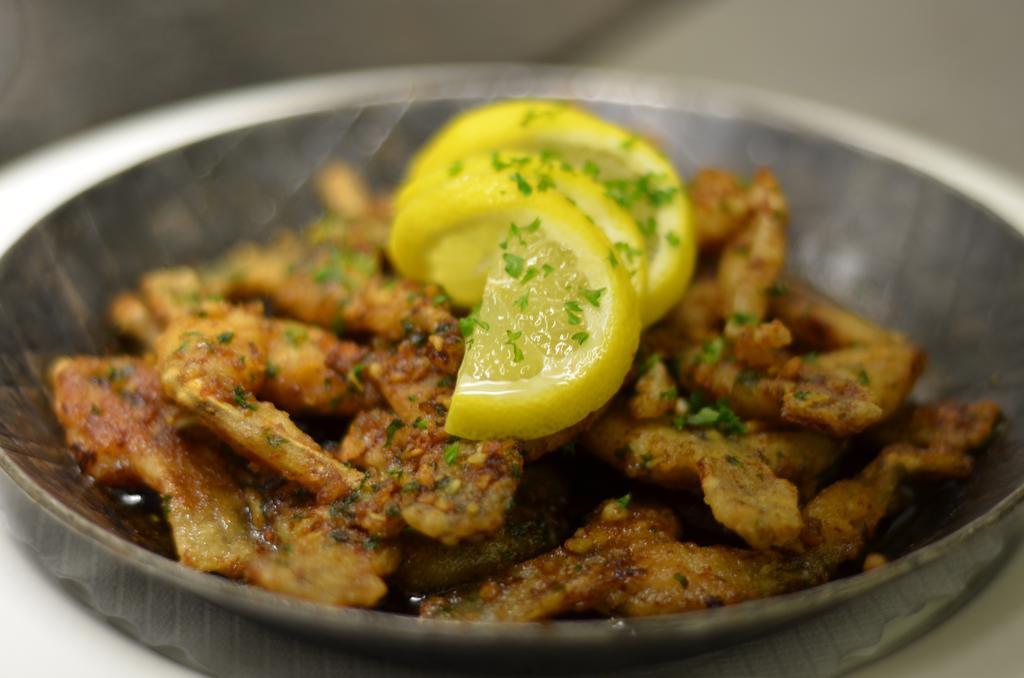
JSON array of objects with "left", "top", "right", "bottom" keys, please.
[{"left": 404, "top": 99, "right": 696, "bottom": 325}]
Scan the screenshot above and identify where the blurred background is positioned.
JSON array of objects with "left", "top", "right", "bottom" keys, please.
[{"left": 2, "top": 0, "right": 1022, "bottom": 180}]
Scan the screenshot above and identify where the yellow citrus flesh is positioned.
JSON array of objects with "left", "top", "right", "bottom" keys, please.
[
  {"left": 395, "top": 151, "right": 648, "bottom": 304},
  {"left": 404, "top": 100, "right": 696, "bottom": 325},
  {"left": 391, "top": 171, "right": 640, "bottom": 440}
]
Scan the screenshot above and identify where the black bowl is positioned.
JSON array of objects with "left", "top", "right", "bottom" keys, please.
[{"left": 1, "top": 65, "right": 1023, "bottom": 674}]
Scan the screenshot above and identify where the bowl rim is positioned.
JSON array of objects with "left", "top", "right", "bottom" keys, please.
[{"left": 1, "top": 63, "right": 1023, "bottom": 646}]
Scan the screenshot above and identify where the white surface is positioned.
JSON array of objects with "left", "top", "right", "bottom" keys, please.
[
  {"left": 0, "top": 67, "right": 1023, "bottom": 677},
  {"left": 0, "top": 515, "right": 193, "bottom": 678}
]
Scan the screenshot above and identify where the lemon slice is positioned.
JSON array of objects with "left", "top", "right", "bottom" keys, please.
[
  {"left": 392, "top": 171, "right": 640, "bottom": 439},
  {"left": 405, "top": 99, "right": 696, "bottom": 325},
  {"left": 394, "top": 151, "right": 648, "bottom": 304}
]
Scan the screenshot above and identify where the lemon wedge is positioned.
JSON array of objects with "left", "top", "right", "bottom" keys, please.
[
  {"left": 394, "top": 151, "right": 648, "bottom": 304},
  {"left": 405, "top": 99, "right": 696, "bottom": 325},
  {"left": 392, "top": 170, "right": 640, "bottom": 440}
]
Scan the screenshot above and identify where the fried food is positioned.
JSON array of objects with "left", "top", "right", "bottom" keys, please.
[
  {"left": 340, "top": 408, "right": 522, "bottom": 545},
  {"left": 424, "top": 414, "right": 985, "bottom": 620},
  {"left": 690, "top": 168, "right": 787, "bottom": 250},
  {"left": 395, "top": 463, "right": 570, "bottom": 593},
  {"left": 50, "top": 356, "right": 256, "bottom": 574},
  {"left": 153, "top": 305, "right": 362, "bottom": 502},
  {"left": 243, "top": 483, "right": 400, "bottom": 607},
  {"left": 50, "top": 159, "right": 1003, "bottom": 618},
  {"left": 584, "top": 403, "right": 843, "bottom": 549},
  {"left": 628, "top": 357, "right": 677, "bottom": 420}
]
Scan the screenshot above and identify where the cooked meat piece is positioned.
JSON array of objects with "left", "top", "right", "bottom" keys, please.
[
  {"left": 678, "top": 335, "right": 924, "bottom": 437},
  {"left": 50, "top": 356, "right": 256, "bottom": 575},
  {"left": 865, "top": 400, "right": 1002, "bottom": 451},
  {"left": 643, "top": 275, "right": 723, "bottom": 354},
  {"left": 584, "top": 405, "right": 838, "bottom": 549},
  {"left": 206, "top": 223, "right": 452, "bottom": 342},
  {"left": 628, "top": 357, "right": 677, "bottom": 420},
  {"left": 770, "top": 278, "right": 892, "bottom": 350},
  {"left": 718, "top": 211, "right": 786, "bottom": 338},
  {"left": 395, "top": 463, "right": 570, "bottom": 593},
  {"left": 425, "top": 421, "right": 982, "bottom": 621},
  {"left": 690, "top": 168, "right": 787, "bottom": 250},
  {"left": 243, "top": 485, "right": 399, "bottom": 607},
  {"left": 730, "top": 319, "right": 792, "bottom": 369},
  {"left": 153, "top": 306, "right": 362, "bottom": 502},
  {"left": 737, "top": 428, "right": 843, "bottom": 500},
  {"left": 108, "top": 267, "right": 383, "bottom": 417},
  {"left": 260, "top": 319, "right": 382, "bottom": 416},
  {"left": 419, "top": 498, "right": 816, "bottom": 621},
  {"left": 315, "top": 161, "right": 376, "bottom": 219},
  {"left": 811, "top": 342, "right": 925, "bottom": 421},
  {"left": 109, "top": 292, "right": 162, "bottom": 347},
  {"left": 340, "top": 408, "right": 522, "bottom": 545}
]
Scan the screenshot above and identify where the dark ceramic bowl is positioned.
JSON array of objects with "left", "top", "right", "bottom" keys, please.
[{"left": 1, "top": 66, "right": 1023, "bottom": 674}]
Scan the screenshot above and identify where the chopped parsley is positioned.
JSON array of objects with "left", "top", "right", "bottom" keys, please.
[
  {"left": 665, "top": 232, "right": 681, "bottom": 247},
  {"left": 676, "top": 397, "right": 747, "bottom": 436},
  {"left": 385, "top": 418, "right": 404, "bottom": 446},
  {"left": 571, "top": 331, "right": 589, "bottom": 345},
  {"left": 616, "top": 492, "right": 632, "bottom": 509},
  {"left": 265, "top": 432, "right": 286, "bottom": 447},
  {"left": 603, "top": 173, "right": 678, "bottom": 210},
  {"left": 503, "top": 252, "right": 526, "bottom": 279},
  {"left": 448, "top": 160, "right": 463, "bottom": 176},
  {"left": 520, "top": 106, "right": 560, "bottom": 128},
  {"left": 674, "top": 572, "right": 689, "bottom": 589},
  {"left": 283, "top": 326, "right": 307, "bottom": 346},
  {"left": 639, "top": 217, "right": 658, "bottom": 237},
  {"left": 536, "top": 174, "right": 555, "bottom": 191},
  {"left": 217, "top": 331, "right": 235, "bottom": 344},
  {"left": 459, "top": 309, "right": 490, "bottom": 339},
  {"left": 714, "top": 400, "right": 747, "bottom": 436},
  {"left": 541, "top": 263, "right": 555, "bottom": 277},
  {"left": 659, "top": 387, "right": 678, "bottom": 400},
  {"left": 697, "top": 337, "right": 725, "bottom": 364},
  {"left": 856, "top": 367, "right": 871, "bottom": 386},
  {"left": 636, "top": 353, "right": 661, "bottom": 375},
  {"left": 514, "top": 292, "right": 530, "bottom": 311},
  {"left": 232, "top": 386, "right": 255, "bottom": 410},
  {"left": 443, "top": 442, "right": 460, "bottom": 465},
  {"left": 729, "top": 312, "right": 756, "bottom": 326},
  {"left": 520, "top": 266, "right": 539, "bottom": 284},
  {"left": 614, "top": 241, "right": 642, "bottom": 263},
  {"left": 687, "top": 407, "right": 720, "bottom": 427},
  {"left": 794, "top": 390, "right": 810, "bottom": 401},
  {"left": 583, "top": 159, "right": 601, "bottom": 178},
  {"left": 511, "top": 172, "right": 533, "bottom": 196},
  {"left": 506, "top": 330, "right": 525, "bottom": 363},
  {"left": 412, "top": 417, "right": 429, "bottom": 430},
  {"left": 264, "top": 362, "right": 279, "bottom": 379}
]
